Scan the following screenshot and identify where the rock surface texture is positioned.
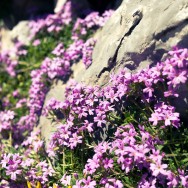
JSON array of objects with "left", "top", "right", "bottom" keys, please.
[
  {"left": 83, "top": 0, "right": 188, "bottom": 85},
  {"left": 40, "top": 0, "right": 188, "bottom": 142},
  {"left": 0, "top": 21, "right": 30, "bottom": 51}
]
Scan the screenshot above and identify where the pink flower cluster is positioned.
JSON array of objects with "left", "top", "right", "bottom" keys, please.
[
  {"left": 73, "top": 10, "right": 114, "bottom": 40},
  {"left": 45, "top": 47, "right": 188, "bottom": 151},
  {"left": 0, "top": 51, "right": 18, "bottom": 77},
  {"left": 149, "top": 102, "right": 180, "bottom": 128},
  {"left": 1, "top": 153, "right": 22, "bottom": 181},
  {"left": 25, "top": 161, "right": 54, "bottom": 185},
  {"left": 82, "top": 124, "right": 167, "bottom": 187},
  {"left": 0, "top": 40, "right": 28, "bottom": 77},
  {"left": 0, "top": 153, "right": 54, "bottom": 185},
  {"left": 0, "top": 110, "right": 14, "bottom": 132},
  {"left": 82, "top": 38, "right": 96, "bottom": 68},
  {"left": 43, "top": 47, "right": 188, "bottom": 187},
  {"left": 22, "top": 129, "right": 43, "bottom": 152},
  {"left": 29, "top": 1, "right": 72, "bottom": 39},
  {"left": 52, "top": 43, "right": 65, "bottom": 57},
  {"left": 16, "top": 5, "right": 113, "bottom": 135},
  {"left": 135, "top": 47, "right": 188, "bottom": 99},
  {"left": 0, "top": 0, "right": 188, "bottom": 186},
  {"left": 41, "top": 57, "right": 70, "bottom": 79},
  {"left": 163, "top": 48, "right": 188, "bottom": 97},
  {"left": 0, "top": 2, "right": 115, "bottom": 187},
  {"left": 0, "top": 5, "right": 114, "bottom": 186}
]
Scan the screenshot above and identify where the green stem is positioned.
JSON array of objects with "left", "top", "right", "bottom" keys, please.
[
  {"left": 165, "top": 153, "right": 188, "bottom": 157},
  {"left": 63, "top": 149, "right": 65, "bottom": 174},
  {"left": 168, "top": 145, "right": 179, "bottom": 167},
  {"left": 46, "top": 157, "right": 55, "bottom": 171},
  {"left": 9, "top": 131, "right": 12, "bottom": 146},
  {"left": 81, "top": 132, "right": 84, "bottom": 168},
  {"left": 71, "top": 152, "right": 73, "bottom": 170}
]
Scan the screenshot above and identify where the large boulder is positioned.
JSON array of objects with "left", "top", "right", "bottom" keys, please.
[
  {"left": 40, "top": 0, "right": 188, "bottom": 142},
  {"left": 0, "top": 21, "right": 30, "bottom": 52},
  {"left": 54, "top": 0, "right": 67, "bottom": 13},
  {"left": 81, "top": 0, "right": 188, "bottom": 85}
]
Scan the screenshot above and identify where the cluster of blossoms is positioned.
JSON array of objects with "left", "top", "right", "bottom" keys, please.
[
  {"left": 135, "top": 47, "right": 188, "bottom": 99},
  {"left": 4, "top": 2, "right": 113, "bottom": 136},
  {"left": 0, "top": 40, "right": 27, "bottom": 77},
  {"left": 0, "top": 50, "right": 18, "bottom": 77},
  {"left": 0, "top": 128, "right": 53, "bottom": 187},
  {"left": 29, "top": 0, "right": 114, "bottom": 40},
  {"left": 0, "top": 153, "right": 54, "bottom": 187},
  {"left": 25, "top": 161, "right": 54, "bottom": 185},
  {"left": 43, "top": 47, "right": 188, "bottom": 187},
  {"left": 81, "top": 125, "right": 162, "bottom": 187},
  {"left": 79, "top": 124, "right": 187, "bottom": 187},
  {"left": 149, "top": 102, "right": 180, "bottom": 128},
  {"left": 0, "top": 110, "right": 14, "bottom": 132},
  {"left": 73, "top": 10, "right": 114, "bottom": 40},
  {"left": 0, "top": 1, "right": 115, "bottom": 187},
  {"left": 0, "top": 0, "right": 188, "bottom": 186},
  {"left": 45, "top": 47, "right": 188, "bottom": 152},
  {"left": 18, "top": 2, "right": 113, "bottom": 134},
  {"left": 1, "top": 153, "right": 22, "bottom": 181},
  {"left": 82, "top": 38, "right": 96, "bottom": 68},
  {"left": 29, "top": 1, "right": 72, "bottom": 39},
  {"left": 41, "top": 57, "right": 70, "bottom": 79},
  {"left": 163, "top": 48, "right": 188, "bottom": 96},
  {"left": 22, "top": 128, "right": 43, "bottom": 152}
]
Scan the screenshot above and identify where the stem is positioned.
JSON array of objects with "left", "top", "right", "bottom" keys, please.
[
  {"left": 63, "top": 149, "right": 65, "bottom": 174},
  {"left": 46, "top": 157, "right": 55, "bottom": 171},
  {"left": 146, "top": 104, "right": 154, "bottom": 113},
  {"left": 81, "top": 133, "right": 84, "bottom": 168},
  {"left": 165, "top": 153, "right": 188, "bottom": 157},
  {"left": 16, "top": 63, "right": 41, "bottom": 73},
  {"left": 168, "top": 145, "right": 179, "bottom": 167},
  {"left": 9, "top": 130, "right": 12, "bottom": 146},
  {"left": 71, "top": 152, "right": 73, "bottom": 170},
  {"left": 18, "top": 61, "right": 29, "bottom": 65}
]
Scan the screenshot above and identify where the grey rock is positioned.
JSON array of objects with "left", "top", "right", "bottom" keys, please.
[
  {"left": 83, "top": 0, "right": 188, "bottom": 86},
  {"left": 0, "top": 21, "right": 30, "bottom": 52},
  {"left": 11, "top": 21, "right": 30, "bottom": 45},
  {"left": 0, "top": 28, "right": 14, "bottom": 52},
  {"left": 40, "top": 0, "right": 188, "bottom": 142},
  {"left": 40, "top": 80, "right": 66, "bottom": 143},
  {"left": 54, "top": 0, "right": 67, "bottom": 13}
]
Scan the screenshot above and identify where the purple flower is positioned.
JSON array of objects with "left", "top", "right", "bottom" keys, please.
[
  {"left": 84, "top": 154, "right": 100, "bottom": 174},
  {"left": 94, "top": 114, "right": 106, "bottom": 127},
  {"left": 1, "top": 154, "right": 11, "bottom": 168},
  {"left": 52, "top": 43, "right": 65, "bottom": 56},
  {"left": 149, "top": 113, "right": 162, "bottom": 126},
  {"left": 149, "top": 102, "right": 180, "bottom": 128},
  {"left": 69, "top": 133, "right": 82, "bottom": 149},
  {"left": 150, "top": 161, "right": 168, "bottom": 176},
  {"left": 82, "top": 176, "right": 96, "bottom": 188},
  {"left": 60, "top": 174, "right": 71, "bottom": 186},
  {"left": 103, "top": 158, "right": 113, "bottom": 169},
  {"left": 0, "top": 110, "right": 15, "bottom": 132},
  {"left": 6, "top": 166, "right": 22, "bottom": 181},
  {"left": 32, "top": 39, "right": 41, "bottom": 46},
  {"left": 82, "top": 38, "right": 96, "bottom": 68}
]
